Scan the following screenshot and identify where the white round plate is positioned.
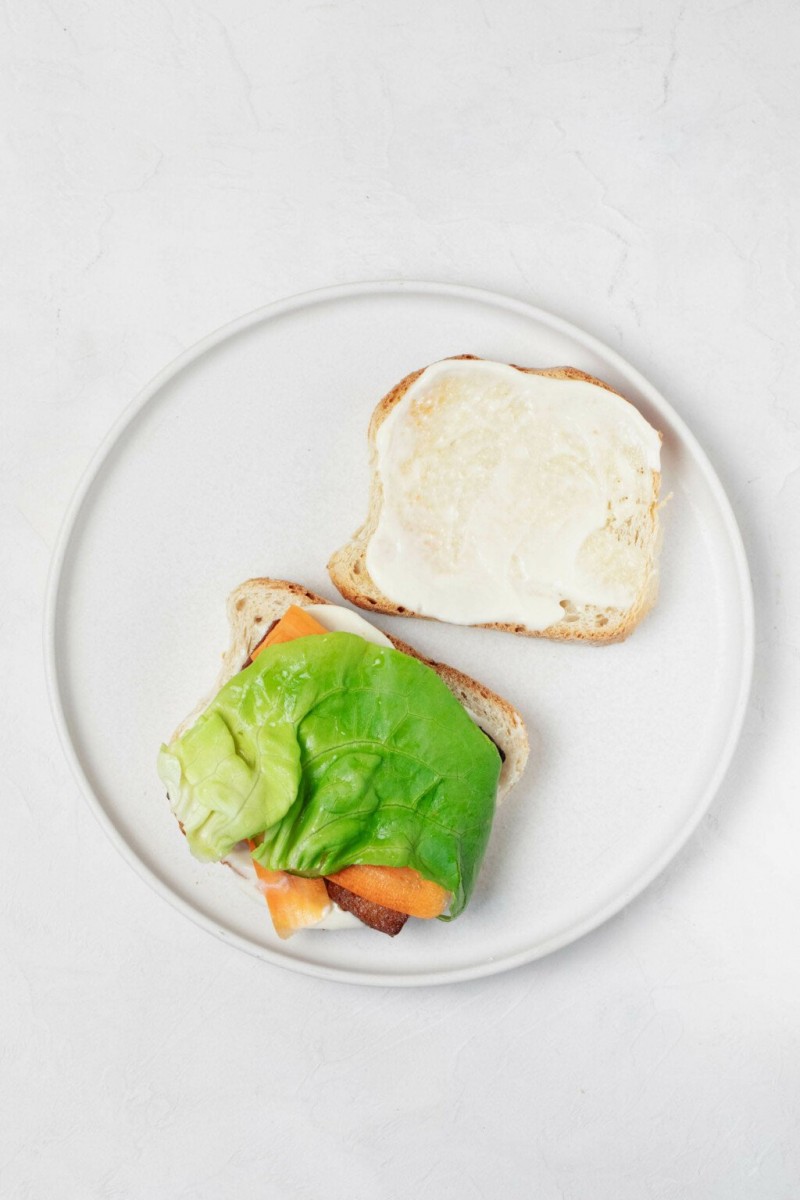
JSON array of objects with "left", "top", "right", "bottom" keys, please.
[{"left": 46, "top": 282, "right": 753, "bottom": 987}]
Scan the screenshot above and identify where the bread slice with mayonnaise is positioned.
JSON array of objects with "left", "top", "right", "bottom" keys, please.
[
  {"left": 328, "top": 356, "right": 663, "bottom": 643},
  {"left": 166, "top": 578, "right": 529, "bottom": 933}
]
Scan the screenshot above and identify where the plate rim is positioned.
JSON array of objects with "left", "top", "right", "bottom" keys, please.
[{"left": 44, "top": 279, "right": 755, "bottom": 987}]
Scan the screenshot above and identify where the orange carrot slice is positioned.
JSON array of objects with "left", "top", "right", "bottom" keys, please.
[
  {"left": 326, "top": 865, "right": 450, "bottom": 919},
  {"left": 251, "top": 605, "right": 329, "bottom": 660},
  {"left": 248, "top": 841, "right": 331, "bottom": 940}
]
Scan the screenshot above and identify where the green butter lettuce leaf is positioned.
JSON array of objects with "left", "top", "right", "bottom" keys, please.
[{"left": 158, "top": 632, "right": 501, "bottom": 916}]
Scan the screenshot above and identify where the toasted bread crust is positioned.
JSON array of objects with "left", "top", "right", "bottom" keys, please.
[{"left": 327, "top": 355, "right": 661, "bottom": 644}]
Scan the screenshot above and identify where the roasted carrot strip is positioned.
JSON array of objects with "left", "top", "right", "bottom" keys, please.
[
  {"left": 248, "top": 840, "right": 330, "bottom": 939},
  {"left": 251, "top": 605, "right": 329, "bottom": 660},
  {"left": 325, "top": 865, "right": 449, "bottom": 919}
]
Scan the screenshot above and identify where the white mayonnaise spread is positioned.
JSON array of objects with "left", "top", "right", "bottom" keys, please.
[
  {"left": 366, "top": 359, "right": 661, "bottom": 631},
  {"left": 302, "top": 604, "right": 393, "bottom": 647}
]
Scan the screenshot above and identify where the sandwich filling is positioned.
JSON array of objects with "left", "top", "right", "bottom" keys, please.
[
  {"left": 366, "top": 358, "right": 662, "bottom": 631},
  {"left": 158, "top": 608, "right": 502, "bottom": 936}
]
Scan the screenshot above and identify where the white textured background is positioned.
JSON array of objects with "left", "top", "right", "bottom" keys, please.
[{"left": 3, "top": 1, "right": 800, "bottom": 1197}]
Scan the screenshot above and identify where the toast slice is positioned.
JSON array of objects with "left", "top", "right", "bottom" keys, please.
[
  {"left": 173, "top": 577, "right": 529, "bottom": 804},
  {"left": 327, "top": 356, "right": 662, "bottom": 644}
]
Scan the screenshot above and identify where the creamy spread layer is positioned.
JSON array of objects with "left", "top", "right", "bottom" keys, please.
[{"left": 366, "top": 359, "right": 661, "bottom": 630}]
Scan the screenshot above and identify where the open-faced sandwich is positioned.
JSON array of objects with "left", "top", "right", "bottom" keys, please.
[
  {"left": 328, "top": 356, "right": 663, "bottom": 643},
  {"left": 158, "top": 579, "right": 528, "bottom": 938}
]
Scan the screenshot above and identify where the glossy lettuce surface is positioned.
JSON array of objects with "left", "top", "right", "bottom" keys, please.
[{"left": 158, "top": 633, "right": 500, "bottom": 915}]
